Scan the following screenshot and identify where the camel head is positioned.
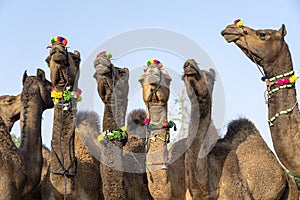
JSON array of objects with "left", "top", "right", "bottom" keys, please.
[
  {"left": 22, "top": 68, "right": 54, "bottom": 111},
  {"left": 183, "top": 59, "right": 215, "bottom": 105},
  {"left": 93, "top": 51, "right": 129, "bottom": 103},
  {"left": 221, "top": 21, "right": 291, "bottom": 76},
  {"left": 45, "top": 36, "right": 80, "bottom": 90},
  {"left": 127, "top": 109, "right": 147, "bottom": 139},
  {"left": 139, "top": 60, "right": 172, "bottom": 105},
  {"left": 0, "top": 94, "right": 21, "bottom": 132}
]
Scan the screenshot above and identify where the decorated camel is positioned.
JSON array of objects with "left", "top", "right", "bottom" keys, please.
[
  {"left": 93, "top": 51, "right": 129, "bottom": 199},
  {"left": 0, "top": 68, "right": 54, "bottom": 199},
  {"left": 139, "top": 60, "right": 186, "bottom": 200},
  {"left": 42, "top": 36, "right": 101, "bottom": 199},
  {"left": 0, "top": 94, "right": 21, "bottom": 132},
  {"left": 183, "top": 59, "right": 298, "bottom": 199},
  {"left": 123, "top": 108, "right": 186, "bottom": 200},
  {"left": 221, "top": 21, "right": 300, "bottom": 178}
]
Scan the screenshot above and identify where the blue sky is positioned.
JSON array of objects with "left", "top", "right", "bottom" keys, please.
[{"left": 1, "top": 0, "right": 299, "bottom": 152}]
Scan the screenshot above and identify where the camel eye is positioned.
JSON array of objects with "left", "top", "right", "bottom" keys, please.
[{"left": 259, "top": 32, "right": 266, "bottom": 39}]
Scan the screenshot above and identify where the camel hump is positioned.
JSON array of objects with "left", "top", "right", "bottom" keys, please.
[{"left": 76, "top": 111, "right": 101, "bottom": 133}]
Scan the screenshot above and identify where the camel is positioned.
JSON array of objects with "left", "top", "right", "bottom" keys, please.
[
  {"left": 183, "top": 59, "right": 298, "bottom": 199},
  {"left": 74, "top": 111, "right": 103, "bottom": 199},
  {"left": 0, "top": 68, "right": 54, "bottom": 199},
  {"left": 0, "top": 94, "right": 21, "bottom": 132},
  {"left": 123, "top": 108, "right": 187, "bottom": 200},
  {"left": 23, "top": 145, "right": 51, "bottom": 199},
  {"left": 42, "top": 36, "right": 101, "bottom": 199},
  {"left": 123, "top": 109, "right": 153, "bottom": 200},
  {"left": 139, "top": 60, "right": 172, "bottom": 200},
  {"left": 93, "top": 51, "right": 129, "bottom": 199},
  {"left": 221, "top": 21, "right": 300, "bottom": 178}
]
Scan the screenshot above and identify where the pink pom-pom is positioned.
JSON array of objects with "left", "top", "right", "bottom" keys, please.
[
  {"left": 144, "top": 118, "right": 150, "bottom": 125},
  {"left": 50, "top": 88, "right": 55, "bottom": 93},
  {"left": 283, "top": 77, "right": 290, "bottom": 84},
  {"left": 277, "top": 79, "right": 284, "bottom": 86},
  {"left": 77, "top": 88, "right": 82, "bottom": 95},
  {"left": 234, "top": 19, "right": 240, "bottom": 24}
]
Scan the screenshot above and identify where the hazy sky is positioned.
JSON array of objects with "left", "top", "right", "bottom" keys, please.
[{"left": 1, "top": 0, "right": 299, "bottom": 152}]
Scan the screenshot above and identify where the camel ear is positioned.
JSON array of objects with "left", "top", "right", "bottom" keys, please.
[
  {"left": 209, "top": 68, "right": 216, "bottom": 80},
  {"left": 45, "top": 55, "right": 51, "bottom": 67},
  {"left": 279, "top": 24, "right": 287, "bottom": 38},
  {"left": 37, "top": 68, "right": 46, "bottom": 82},
  {"left": 22, "top": 70, "right": 28, "bottom": 85},
  {"left": 138, "top": 74, "right": 145, "bottom": 85},
  {"left": 73, "top": 50, "right": 81, "bottom": 59}
]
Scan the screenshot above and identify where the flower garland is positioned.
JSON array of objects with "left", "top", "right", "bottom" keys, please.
[
  {"left": 97, "top": 126, "right": 128, "bottom": 145},
  {"left": 144, "top": 117, "right": 176, "bottom": 143},
  {"left": 268, "top": 101, "right": 298, "bottom": 126},
  {"left": 264, "top": 71, "right": 299, "bottom": 96},
  {"left": 50, "top": 87, "right": 82, "bottom": 109}
]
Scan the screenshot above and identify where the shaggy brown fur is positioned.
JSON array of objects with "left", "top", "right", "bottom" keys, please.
[
  {"left": 222, "top": 23, "right": 300, "bottom": 178},
  {"left": 74, "top": 111, "right": 103, "bottom": 199},
  {"left": 0, "top": 69, "right": 53, "bottom": 199}
]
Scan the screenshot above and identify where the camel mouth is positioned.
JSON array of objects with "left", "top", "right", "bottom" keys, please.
[
  {"left": 221, "top": 25, "right": 243, "bottom": 43},
  {"left": 183, "top": 69, "right": 198, "bottom": 76},
  {"left": 183, "top": 64, "right": 199, "bottom": 76},
  {"left": 222, "top": 33, "right": 241, "bottom": 43}
]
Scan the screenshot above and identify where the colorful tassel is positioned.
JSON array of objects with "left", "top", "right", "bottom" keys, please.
[
  {"left": 51, "top": 36, "right": 68, "bottom": 46},
  {"left": 98, "top": 51, "right": 112, "bottom": 58},
  {"left": 146, "top": 59, "right": 163, "bottom": 67},
  {"left": 234, "top": 19, "right": 243, "bottom": 27}
]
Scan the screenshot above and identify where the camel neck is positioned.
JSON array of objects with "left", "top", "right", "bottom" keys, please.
[
  {"left": 49, "top": 106, "right": 76, "bottom": 194},
  {"left": 187, "top": 98, "right": 212, "bottom": 155},
  {"left": 263, "top": 44, "right": 300, "bottom": 173},
  {"left": 265, "top": 43, "right": 299, "bottom": 126},
  {"left": 103, "top": 99, "right": 127, "bottom": 131},
  {"left": 19, "top": 100, "right": 43, "bottom": 194},
  {"left": 264, "top": 42, "right": 293, "bottom": 78}
]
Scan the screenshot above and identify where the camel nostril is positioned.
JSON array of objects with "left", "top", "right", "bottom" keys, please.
[{"left": 243, "top": 30, "right": 248, "bottom": 35}]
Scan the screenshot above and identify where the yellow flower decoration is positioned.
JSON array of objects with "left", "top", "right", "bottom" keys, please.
[{"left": 51, "top": 90, "right": 63, "bottom": 99}]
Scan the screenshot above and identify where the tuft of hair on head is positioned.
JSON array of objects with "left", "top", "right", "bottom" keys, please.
[
  {"left": 76, "top": 110, "right": 101, "bottom": 133},
  {"left": 127, "top": 109, "right": 147, "bottom": 130},
  {"left": 225, "top": 117, "right": 258, "bottom": 140}
]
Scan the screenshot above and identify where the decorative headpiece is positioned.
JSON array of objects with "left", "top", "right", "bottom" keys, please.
[
  {"left": 147, "top": 59, "right": 163, "bottom": 67},
  {"left": 234, "top": 19, "right": 243, "bottom": 27},
  {"left": 98, "top": 51, "right": 112, "bottom": 59},
  {"left": 51, "top": 36, "right": 68, "bottom": 46}
]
